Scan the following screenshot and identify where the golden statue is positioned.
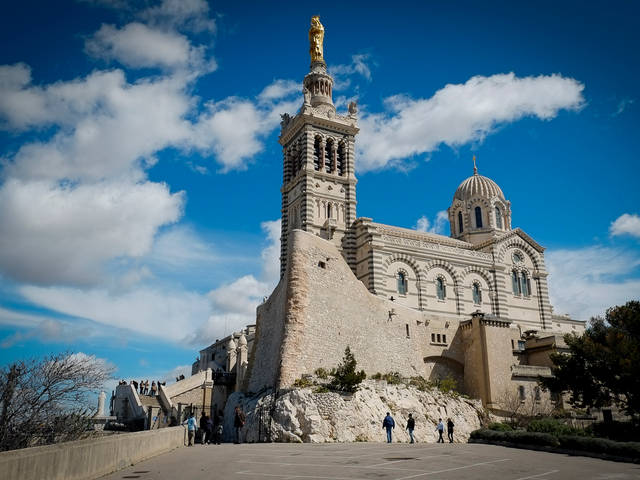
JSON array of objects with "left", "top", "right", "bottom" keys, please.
[{"left": 309, "top": 16, "right": 325, "bottom": 63}]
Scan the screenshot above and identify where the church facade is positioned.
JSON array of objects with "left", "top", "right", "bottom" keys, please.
[{"left": 244, "top": 17, "right": 584, "bottom": 411}]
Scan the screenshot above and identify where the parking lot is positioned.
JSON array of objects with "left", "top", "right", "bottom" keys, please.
[{"left": 101, "top": 442, "right": 640, "bottom": 480}]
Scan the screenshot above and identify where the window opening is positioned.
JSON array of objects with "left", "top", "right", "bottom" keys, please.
[
  {"left": 327, "top": 204, "right": 332, "bottom": 219},
  {"left": 436, "top": 278, "right": 446, "bottom": 300},
  {"left": 495, "top": 206, "right": 502, "bottom": 229},
  {"left": 397, "top": 272, "right": 407, "bottom": 295},
  {"left": 518, "top": 385, "right": 526, "bottom": 401},
  {"left": 337, "top": 142, "right": 345, "bottom": 176},
  {"left": 437, "top": 334, "right": 441, "bottom": 343},
  {"left": 325, "top": 139, "right": 334, "bottom": 173},
  {"left": 472, "top": 283, "right": 482, "bottom": 304},
  {"left": 405, "top": 324, "right": 410, "bottom": 338},
  {"left": 431, "top": 333, "right": 435, "bottom": 342},
  {"left": 475, "top": 206, "right": 483, "bottom": 228},
  {"left": 443, "top": 334, "right": 447, "bottom": 343},
  {"left": 512, "top": 270, "right": 521, "bottom": 295},
  {"left": 458, "top": 211, "right": 463, "bottom": 233},
  {"left": 313, "top": 137, "right": 321, "bottom": 171}
]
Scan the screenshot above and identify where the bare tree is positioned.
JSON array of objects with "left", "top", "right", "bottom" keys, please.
[
  {"left": 496, "top": 385, "right": 556, "bottom": 427},
  {"left": 0, "top": 352, "right": 114, "bottom": 451}
]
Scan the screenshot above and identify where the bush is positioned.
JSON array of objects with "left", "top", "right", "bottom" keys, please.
[
  {"left": 586, "top": 421, "right": 640, "bottom": 443},
  {"left": 471, "top": 428, "right": 640, "bottom": 461},
  {"left": 371, "top": 372, "right": 382, "bottom": 380},
  {"left": 488, "top": 422, "right": 513, "bottom": 432},
  {"left": 293, "top": 376, "right": 313, "bottom": 388},
  {"left": 382, "top": 372, "right": 403, "bottom": 384},
  {"left": 409, "top": 376, "right": 432, "bottom": 392},
  {"left": 313, "top": 385, "right": 330, "bottom": 393},
  {"left": 527, "top": 418, "right": 585, "bottom": 436},
  {"left": 437, "top": 375, "right": 458, "bottom": 394},
  {"left": 314, "top": 368, "right": 329, "bottom": 379},
  {"left": 330, "top": 347, "right": 366, "bottom": 393}
]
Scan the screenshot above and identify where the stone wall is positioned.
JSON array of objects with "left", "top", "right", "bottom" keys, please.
[
  {"left": 0, "top": 427, "right": 186, "bottom": 480},
  {"left": 247, "top": 230, "right": 463, "bottom": 391}
]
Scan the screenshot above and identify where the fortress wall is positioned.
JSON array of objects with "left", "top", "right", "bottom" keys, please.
[
  {"left": 246, "top": 278, "right": 288, "bottom": 392},
  {"left": 276, "top": 230, "right": 452, "bottom": 387}
]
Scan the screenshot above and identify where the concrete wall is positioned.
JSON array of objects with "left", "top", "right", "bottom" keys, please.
[{"left": 0, "top": 426, "right": 187, "bottom": 480}]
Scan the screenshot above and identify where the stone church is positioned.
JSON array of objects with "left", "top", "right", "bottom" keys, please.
[
  {"left": 113, "top": 18, "right": 585, "bottom": 426},
  {"left": 243, "top": 16, "right": 584, "bottom": 411}
]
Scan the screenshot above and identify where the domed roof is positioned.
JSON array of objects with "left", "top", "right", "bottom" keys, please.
[{"left": 453, "top": 160, "right": 505, "bottom": 202}]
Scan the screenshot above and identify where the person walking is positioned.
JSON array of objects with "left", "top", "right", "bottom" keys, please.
[
  {"left": 199, "top": 412, "right": 209, "bottom": 444},
  {"left": 436, "top": 418, "right": 445, "bottom": 443},
  {"left": 447, "top": 418, "right": 454, "bottom": 443},
  {"left": 233, "top": 405, "right": 246, "bottom": 444},
  {"left": 150, "top": 381, "right": 157, "bottom": 397},
  {"left": 214, "top": 409, "right": 223, "bottom": 444},
  {"left": 184, "top": 413, "right": 197, "bottom": 446},
  {"left": 406, "top": 413, "right": 415, "bottom": 444},
  {"left": 382, "top": 412, "right": 395, "bottom": 443},
  {"left": 205, "top": 414, "right": 214, "bottom": 444}
]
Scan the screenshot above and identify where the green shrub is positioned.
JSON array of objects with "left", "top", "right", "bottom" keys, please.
[
  {"left": 314, "top": 368, "right": 329, "bottom": 379},
  {"left": 527, "top": 418, "right": 585, "bottom": 436},
  {"left": 488, "top": 422, "right": 513, "bottom": 432},
  {"left": 586, "top": 421, "right": 640, "bottom": 442},
  {"left": 293, "top": 376, "right": 313, "bottom": 388},
  {"left": 470, "top": 428, "right": 558, "bottom": 447},
  {"left": 313, "top": 385, "right": 330, "bottom": 393},
  {"left": 409, "top": 376, "right": 433, "bottom": 391},
  {"left": 558, "top": 435, "right": 640, "bottom": 460},
  {"left": 330, "top": 346, "right": 366, "bottom": 393},
  {"left": 382, "top": 372, "right": 403, "bottom": 384},
  {"left": 437, "top": 375, "right": 458, "bottom": 394},
  {"left": 371, "top": 372, "right": 382, "bottom": 380}
]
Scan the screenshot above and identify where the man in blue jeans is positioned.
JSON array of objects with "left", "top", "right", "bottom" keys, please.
[
  {"left": 183, "top": 412, "right": 197, "bottom": 446},
  {"left": 382, "top": 412, "right": 395, "bottom": 443}
]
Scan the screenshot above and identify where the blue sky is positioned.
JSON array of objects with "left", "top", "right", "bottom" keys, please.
[{"left": 0, "top": 0, "right": 638, "bottom": 394}]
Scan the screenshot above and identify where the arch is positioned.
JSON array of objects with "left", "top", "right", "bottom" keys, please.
[
  {"left": 423, "top": 260, "right": 461, "bottom": 286},
  {"left": 497, "top": 238, "right": 541, "bottom": 270},
  {"left": 337, "top": 141, "right": 346, "bottom": 176},
  {"left": 459, "top": 266, "right": 495, "bottom": 291},
  {"left": 382, "top": 253, "right": 422, "bottom": 280},
  {"left": 325, "top": 138, "right": 334, "bottom": 173},
  {"left": 423, "top": 355, "right": 464, "bottom": 385}
]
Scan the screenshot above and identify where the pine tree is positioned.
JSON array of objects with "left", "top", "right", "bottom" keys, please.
[{"left": 330, "top": 346, "right": 366, "bottom": 393}]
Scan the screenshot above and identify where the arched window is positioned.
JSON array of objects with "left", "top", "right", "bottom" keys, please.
[
  {"left": 397, "top": 272, "right": 407, "bottom": 295},
  {"left": 337, "top": 142, "right": 345, "bottom": 176},
  {"left": 495, "top": 206, "right": 502, "bottom": 229},
  {"left": 458, "top": 211, "right": 464, "bottom": 233},
  {"left": 475, "top": 206, "right": 483, "bottom": 228},
  {"left": 313, "top": 137, "right": 321, "bottom": 171},
  {"left": 472, "top": 283, "right": 482, "bottom": 304},
  {"left": 327, "top": 203, "right": 332, "bottom": 219},
  {"left": 512, "top": 270, "right": 521, "bottom": 295},
  {"left": 520, "top": 271, "right": 531, "bottom": 297},
  {"left": 518, "top": 385, "right": 526, "bottom": 401},
  {"left": 325, "top": 139, "right": 334, "bottom": 173},
  {"left": 436, "top": 277, "right": 446, "bottom": 300}
]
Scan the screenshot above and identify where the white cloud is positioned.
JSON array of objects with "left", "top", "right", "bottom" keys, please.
[
  {"left": 0, "top": 178, "right": 183, "bottom": 286},
  {"left": 330, "top": 54, "right": 373, "bottom": 90},
  {"left": 610, "top": 213, "right": 640, "bottom": 239},
  {"left": 612, "top": 98, "right": 634, "bottom": 117},
  {"left": 85, "top": 23, "right": 213, "bottom": 72},
  {"left": 184, "top": 219, "right": 281, "bottom": 346},
  {"left": 258, "top": 79, "right": 299, "bottom": 102},
  {"left": 0, "top": 310, "right": 90, "bottom": 348},
  {"left": 414, "top": 210, "right": 448, "bottom": 235},
  {"left": 19, "top": 284, "right": 211, "bottom": 341},
  {"left": 547, "top": 246, "right": 640, "bottom": 320},
  {"left": 138, "top": 0, "right": 216, "bottom": 34},
  {"left": 357, "top": 72, "right": 585, "bottom": 171}
]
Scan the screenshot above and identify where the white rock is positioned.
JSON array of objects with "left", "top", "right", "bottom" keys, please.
[{"left": 224, "top": 380, "right": 485, "bottom": 443}]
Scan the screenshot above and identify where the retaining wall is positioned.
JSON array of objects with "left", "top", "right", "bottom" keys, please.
[{"left": 0, "top": 426, "right": 187, "bottom": 480}]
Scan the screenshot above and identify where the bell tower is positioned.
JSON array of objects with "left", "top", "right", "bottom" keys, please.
[{"left": 278, "top": 16, "right": 359, "bottom": 277}]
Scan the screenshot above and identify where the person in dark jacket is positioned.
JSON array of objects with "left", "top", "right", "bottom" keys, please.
[
  {"left": 199, "top": 413, "right": 209, "bottom": 444},
  {"left": 382, "top": 412, "right": 395, "bottom": 443},
  {"left": 447, "top": 418, "right": 454, "bottom": 443},
  {"left": 406, "top": 413, "right": 416, "bottom": 444}
]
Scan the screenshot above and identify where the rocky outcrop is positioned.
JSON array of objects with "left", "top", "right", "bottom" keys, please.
[{"left": 224, "top": 380, "right": 486, "bottom": 443}]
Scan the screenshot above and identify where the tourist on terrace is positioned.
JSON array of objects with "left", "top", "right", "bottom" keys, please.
[{"left": 382, "top": 412, "right": 395, "bottom": 443}]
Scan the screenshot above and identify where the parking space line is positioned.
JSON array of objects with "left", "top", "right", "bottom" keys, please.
[
  {"left": 236, "top": 460, "right": 425, "bottom": 472},
  {"left": 235, "top": 471, "right": 370, "bottom": 480},
  {"left": 393, "top": 458, "right": 511, "bottom": 480},
  {"left": 512, "top": 470, "right": 559, "bottom": 480}
]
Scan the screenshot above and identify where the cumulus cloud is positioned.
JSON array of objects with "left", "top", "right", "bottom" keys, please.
[
  {"left": 357, "top": 72, "right": 585, "bottom": 171},
  {"left": 330, "top": 54, "right": 373, "bottom": 90},
  {"left": 85, "top": 23, "right": 214, "bottom": 72},
  {"left": 610, "top": 213, "right": 640, "bottom": 239},
  {"left": 138, "top": 0, "right": 216, "bottom": 33},
  {"left": 184, "top": 219, "right": 281, "bottom": 346},
  {"left": 547, "top": 246, "right": 640, "bottom": 321},
  {"left": 0, "top": 309, "right": 90, "bottom": 348},
  {"left": 0, "top": 178, "right": 183, "bottom": 286},
  {"left": 414, "top": 210, "right": 449, "bottom": 235}
]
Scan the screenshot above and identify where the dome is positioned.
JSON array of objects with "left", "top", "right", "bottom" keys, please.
[{"left": 453, "top": 168, "right": 505, "bottom": 202}]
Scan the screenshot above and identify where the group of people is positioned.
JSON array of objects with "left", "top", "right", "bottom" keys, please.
[
  {"left": 382, "top": 412, "right": 455, "bottom": 444},
  {"left": 183, "top": 405, "right": 246, "bottom": 446},
  {"left": 121, "top": 379, "right": 163, "bottom": 396}
]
